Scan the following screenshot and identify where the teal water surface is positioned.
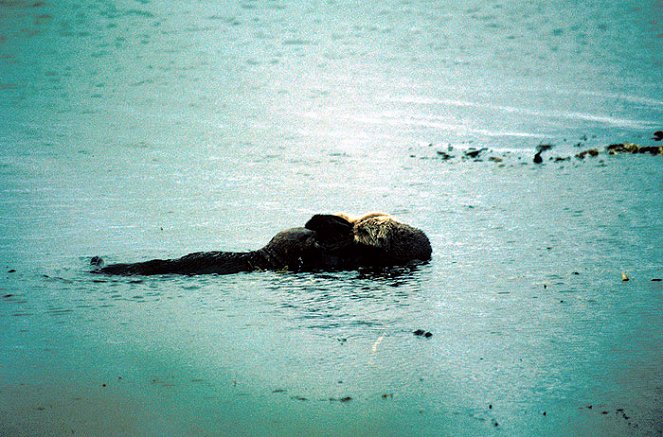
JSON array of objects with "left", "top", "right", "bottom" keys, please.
[{"left": 1, "top": 1, "right": 662, "bottom": 435}]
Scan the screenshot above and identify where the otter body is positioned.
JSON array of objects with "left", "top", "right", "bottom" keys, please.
[{"left": 94, "top": 213, "right": 432, "bottom": 276}]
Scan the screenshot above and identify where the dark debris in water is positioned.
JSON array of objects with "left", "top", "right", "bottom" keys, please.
[
  {"left": 436, "top": 150, "right": 454, "bottom": 160},
  {"left": 463, "top": 148, "right": 487, "bottom": 159},
  {"left": 151, "top": 378, "right": 175, "bottom": 388},
  {"left": 414, "top": 329, "right": 433, "bottom": 338},
  {"left": 575, "top": 148, "right": 599, "bottom": 159},
  {"left": 423, "top": 141, "right": 662, "bottom": 164},
  {"left": 581, "top": 404, "right": 642, "bottom": 429},
  {"left": 326, "top": 396, "right": 353, "bottom": 403}
]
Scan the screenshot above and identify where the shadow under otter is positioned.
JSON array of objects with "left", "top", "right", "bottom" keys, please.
[{"left": 92, "top": 213, "right": 432, "bottom": 276}]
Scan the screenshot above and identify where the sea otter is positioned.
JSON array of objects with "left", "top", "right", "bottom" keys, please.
[{"left": 92, "top": 212, "right": 432, "bottom": 276}]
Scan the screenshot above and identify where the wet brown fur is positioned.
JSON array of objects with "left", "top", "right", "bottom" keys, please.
[
  {"left": 337, "top": 212, "right": 432, "bottom": 262},
  {"left": 94, "top": 212, "right": 431, "bottom": 276}
]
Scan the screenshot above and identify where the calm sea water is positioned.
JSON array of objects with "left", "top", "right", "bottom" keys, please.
[{"left": 1, "top": 0, "right": 661, "bottom": 435}]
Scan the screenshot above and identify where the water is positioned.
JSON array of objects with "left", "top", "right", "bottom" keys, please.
[{"left": 1, "top": 0, "right": 662, "bottom": 435}]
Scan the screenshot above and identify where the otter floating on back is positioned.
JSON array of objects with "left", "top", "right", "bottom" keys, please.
[{"left": 92, "top": 212, "right": 432, "bottom": 276}]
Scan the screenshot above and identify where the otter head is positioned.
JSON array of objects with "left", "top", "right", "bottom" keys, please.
[
  {"left": 351, "top": 213, "right": 395, "bottom": 250},
  {"left": 349, "top": 212, "right": 432, "bottom": 262},
  {"left": 306, "top": 212, "right": 432, "bottom": 263}
]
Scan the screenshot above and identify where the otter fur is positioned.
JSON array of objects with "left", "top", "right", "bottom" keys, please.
[
  {"left": 93, "top": 212, "right": 431, "bottom": 276},
  {"left": 307, "top": 212, "right": 432, "bottom": 263}
]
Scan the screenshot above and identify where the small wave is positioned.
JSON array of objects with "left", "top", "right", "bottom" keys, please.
[
  {"left": 46, "top": 307, "right": 74, "bottom": 316},
  {"left": 386, "top": 95, "right": 658, "bottom": 129},
  {"left": 298, "top": 110, "right": 544, "bottom": 138},
  {"left": 282, "top": 38, "right": 313, "bottom": 46},
  {"left": 556, "top": 89, "right": 663, "bottom": 108},
  {"left": 355, "top": 113, "right": 546, "bottom": 139}
]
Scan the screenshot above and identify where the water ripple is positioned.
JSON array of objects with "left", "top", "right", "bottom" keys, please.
[{"left": 386, "top": 95, "right": 658, "bottom": 129}]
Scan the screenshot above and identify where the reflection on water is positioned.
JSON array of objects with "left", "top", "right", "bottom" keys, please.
[{"left": 1, "top": 0, "right": 662, "bottom": 435}]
